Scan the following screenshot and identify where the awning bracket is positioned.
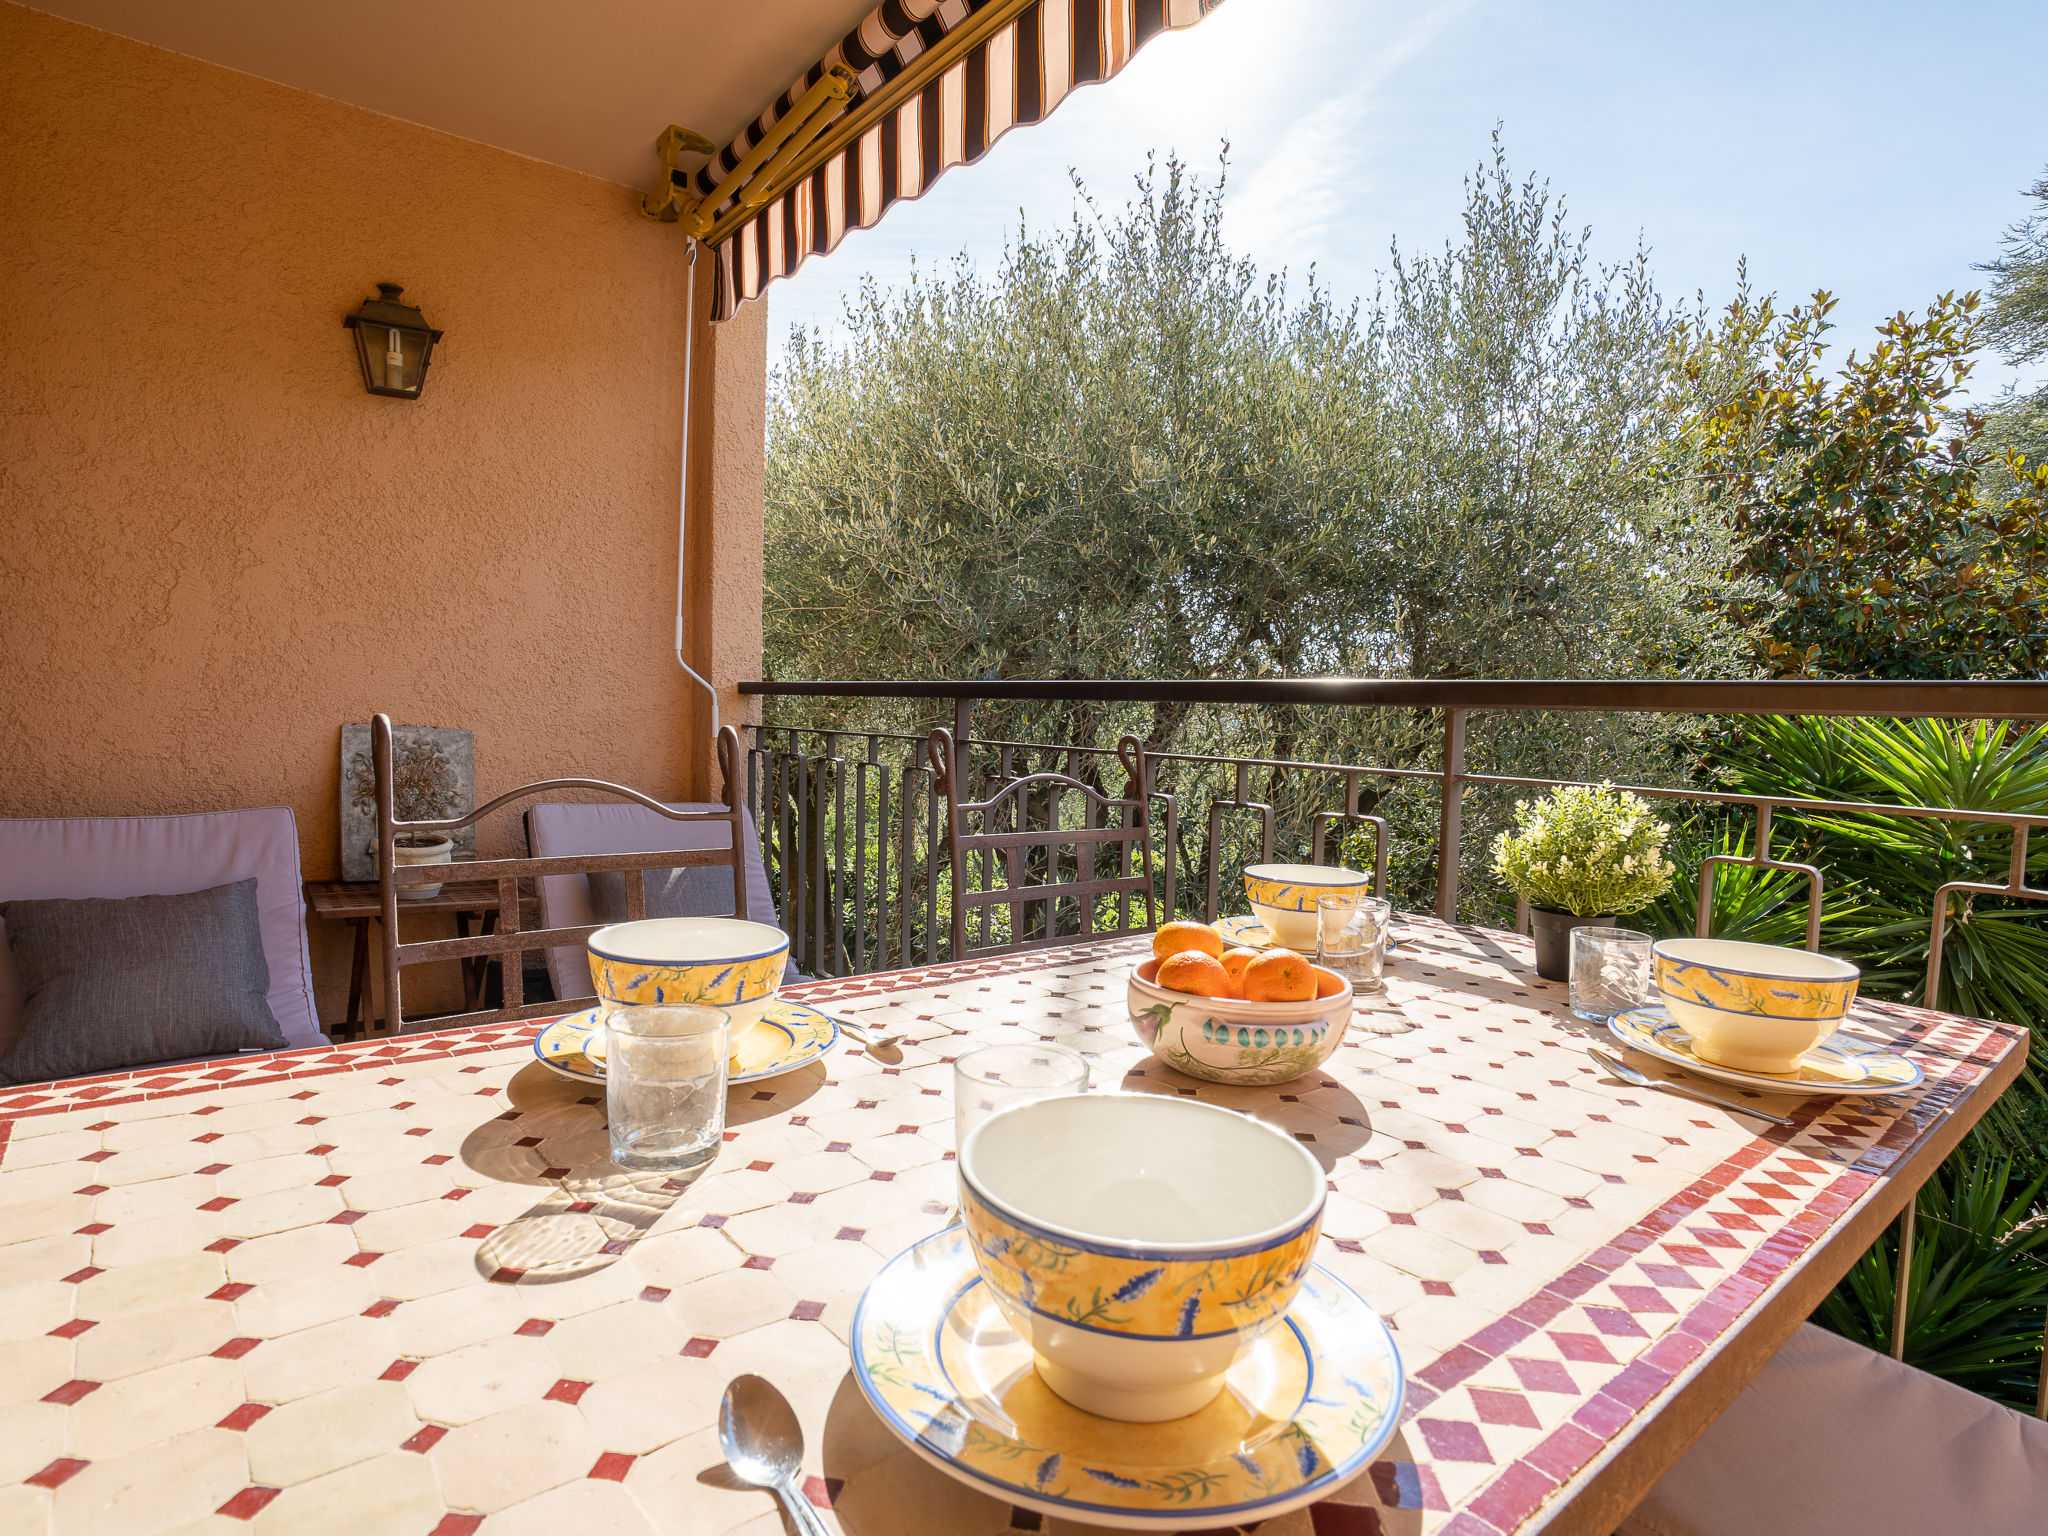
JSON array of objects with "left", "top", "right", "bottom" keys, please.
[{"left": 639, "top": 64, "right": 857, "bottom": 239}]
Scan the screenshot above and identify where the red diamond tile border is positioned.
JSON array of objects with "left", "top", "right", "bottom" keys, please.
[
  {"left": 218, "top": 1402, "right": 272, "bottom": 1431},
  {"left": 403, "top": 1424, "right": 448, "bottom": 1453},
  {"left": 216, "top": 1486, "right": 282, "bottom": 1520}
]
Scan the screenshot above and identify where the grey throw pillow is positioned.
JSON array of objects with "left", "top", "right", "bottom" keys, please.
[
  {"left": 588, "top": 864, "right": 737, "bottom": 925},
  {"left": 0, "top": 879, "right": 287, "bottom": 1085}
]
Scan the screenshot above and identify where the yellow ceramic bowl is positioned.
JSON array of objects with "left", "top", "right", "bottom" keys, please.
[
  {"left": 1242, "top": 863, "right": 1371, "bottom": 950},
  {"left": 957, "top": 1092, "right": 1324, "bottom": 1423},
  {"left": 1652, "top": 937, "right": 1860, "bottom": 1075},
  {"left": 587, "top": 917, "right": 789, "bottom": 1036}
]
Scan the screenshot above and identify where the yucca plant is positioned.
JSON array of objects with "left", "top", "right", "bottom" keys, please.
[
  {"left": 1702, "top": 716, "right": 2048, "bottom": 1403},
  {"left": 1640, "top": 814, "right": 1864, "bottom": 948},
  {"left": 1814, "top": 1145, "right": 2048, "bottom": 1411},
  {"left": 1714, "top": 715, "right": 2048, "bottom": 1032}
]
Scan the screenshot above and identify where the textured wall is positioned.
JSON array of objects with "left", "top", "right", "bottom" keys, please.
[{"left": 0, "top": 3, "right": 766, "bottom": 1021}]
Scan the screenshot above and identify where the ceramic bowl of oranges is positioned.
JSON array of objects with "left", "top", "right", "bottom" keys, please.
[{"left": 1127, "top": 921, "right": 1353, "bottom": 1086}]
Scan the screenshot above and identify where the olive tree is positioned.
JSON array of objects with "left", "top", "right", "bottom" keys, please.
[{"left": 763, "top": 146, "right": 1758, "bottom": 916}]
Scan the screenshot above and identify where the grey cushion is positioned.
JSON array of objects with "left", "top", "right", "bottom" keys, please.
[
  {"left": 588, "top": 864, "right": 738, "bottom": 925},
  {"left": 0, "top": 879, "right": 288, "bottom": 1085},
  {"left": 1619, "top": 1322, "right": 2048, "bottom": 1536}
]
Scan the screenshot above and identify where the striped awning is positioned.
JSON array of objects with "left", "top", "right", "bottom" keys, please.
[{"left": 689, "top": 0, "right": 1225, "bottom": 320}]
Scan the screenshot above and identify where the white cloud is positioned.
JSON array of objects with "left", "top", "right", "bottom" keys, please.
[{"left": 1218, "top": 1, "right": 1473, "bottom": 285}]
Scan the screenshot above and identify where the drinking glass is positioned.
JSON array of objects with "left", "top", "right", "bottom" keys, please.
[
  {"left": 1569, "top": 927, "right": 1654, "bottom": 1022},
  {"left": 1318, "top": 894, "right": 1390, "bottom": 996},
  {"left": 605, "top": 1003, "right": 731, "bottom": 1173},
  {"left": 953, "top": 1042, "right": 1088, "bottom": 1151}
]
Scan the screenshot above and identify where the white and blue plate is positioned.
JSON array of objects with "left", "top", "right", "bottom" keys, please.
[
  {"left": 533, "top": 1001, "right": 838, "bottom": 1086},
  {"left": 851, "top": 1225, "right": 1403, "bottom": 1529},
  {"left": 1609, "top": 1005, "right": 1923, "bottom": 1097}
]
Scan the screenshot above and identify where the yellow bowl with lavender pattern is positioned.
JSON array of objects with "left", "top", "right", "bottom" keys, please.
[
  {"left": 1652, "top": 937, "right": 1860, "bottom": 1075},
  {"left": 1242, "top": 863, "right": 1371, "bottom": 950},
  {"left": 587, "top": 917, "right": 789, "bottom": 1036},
  {"left": 956, "top": 1092, "right": 1325, "bottom": 1423}
]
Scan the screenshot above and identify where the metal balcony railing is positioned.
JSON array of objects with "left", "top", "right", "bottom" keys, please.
[{"left": 738, "top": 678, "right": 2048, "bottom": 995}]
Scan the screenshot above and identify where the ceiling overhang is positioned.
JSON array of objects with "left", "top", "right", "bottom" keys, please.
[{"left": 20, "top": 0, "right": 878, "bottom": 189}]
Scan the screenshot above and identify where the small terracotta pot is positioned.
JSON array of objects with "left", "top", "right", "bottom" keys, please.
[{"left": 1529, "top": 907, "right": 1615, "bottom": 983}]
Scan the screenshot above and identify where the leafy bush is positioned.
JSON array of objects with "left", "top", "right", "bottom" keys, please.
[
  {"left": 1490, "top": 784, "right": 1676, "bottom": 916},
  {"left": 1673, "top": 287, "right": 2048, "bottom": 679}
]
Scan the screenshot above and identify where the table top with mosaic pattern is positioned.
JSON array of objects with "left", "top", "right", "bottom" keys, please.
[{"left": 0, "top": 919, "right": 2025, "bottom": 1536}]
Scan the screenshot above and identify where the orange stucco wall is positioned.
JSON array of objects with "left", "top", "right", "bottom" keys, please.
[{"left": 0, "top": 4, "right": 766, "bottom": 1023}]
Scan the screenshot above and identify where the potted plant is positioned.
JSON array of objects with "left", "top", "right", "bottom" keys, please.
[
  {"left": 1491, "top": 783, "right": 1675, "bottom": 981},
  {"left": 348, "top": 741, "right": 461, "bottom": 900}
]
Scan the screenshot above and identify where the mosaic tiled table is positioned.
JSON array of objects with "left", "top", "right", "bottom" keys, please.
[{"left": 0, "top": 920, "right": 2025, "bottom": 1536}]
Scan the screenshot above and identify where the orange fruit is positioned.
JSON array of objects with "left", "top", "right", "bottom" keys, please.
[
  {"left": 1218, "top": 947, "right": 1262, "bottom": 997},
  {"left": 1242, "top": 948, "right": 1316, "bottom": 1003},
  {"left": 1312, "top": 965, "right": 1346, "bottom": 999},
  {"left": 1153, "top": 920, "right": 1224, "bottom": 962},
  {"left": 1156, "top": 951, "right": 1232, "bottom": 998}
]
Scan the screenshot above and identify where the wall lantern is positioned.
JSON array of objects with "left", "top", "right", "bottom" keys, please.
[{"left": 343, "top": 283, "right": 442, "bottom": 400}]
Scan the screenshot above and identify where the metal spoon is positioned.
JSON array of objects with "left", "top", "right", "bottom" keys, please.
[
  {"left": 719, "top": 1374, "right": 835, "bottom": 1536},
  {"left": 835, "top": 1018, "right": 907, "bottom": 1053},
  {"left": 1587, "top": 1047, "right": 1796, "bottom": 1126}
]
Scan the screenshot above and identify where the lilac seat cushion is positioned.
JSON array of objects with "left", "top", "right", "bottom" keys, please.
[
  {"left": 0, "top": 810, "right": 325, "bottom": 1056},
  {"left": 527, "top": 801, "right": 779, "bottom": 1003},
  {"left": 1620, "top": 1323, "right": 2048, "bottom": 1536}
]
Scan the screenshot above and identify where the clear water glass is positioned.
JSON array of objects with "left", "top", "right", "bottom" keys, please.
[
  {"left": 1318, "top": 894, "right": 1390, "bottom": 996},
  {"left": 1570, "top": 928, "right": 1654, "bottom": 1022},
  {"left": 605, "top": 1003, "right": 731, "bottom": 1173},
  {"left": 953, "top": 1042, "right": 1088, "bottom": 1151}
]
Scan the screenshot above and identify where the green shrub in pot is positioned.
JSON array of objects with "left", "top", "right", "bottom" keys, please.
[{"left": 1491, "top": 784, "right": 1676, "bottom": 980}]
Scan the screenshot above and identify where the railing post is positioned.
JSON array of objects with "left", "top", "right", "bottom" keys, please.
[
  {"left": 1890, "top": 1204, "right": 1915, "bottom": 1361},
  {"left": 1435, "top": 707, "right": 1468, "bottom": 922}
]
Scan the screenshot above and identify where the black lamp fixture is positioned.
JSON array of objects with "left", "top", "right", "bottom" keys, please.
[{"left": 343, "top": 284, "right": 442, "bottom": 399}]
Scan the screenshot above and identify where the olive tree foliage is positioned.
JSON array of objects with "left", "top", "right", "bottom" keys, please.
[
  {"left": 763, "top": 146, "right": 1757, "bottom": 916},
  {"left": 766, "top": 151, "right": 1388, "bottom": 757},
  {"left": 1978, "top": 166, "right": 2048, "bottom": 507}
]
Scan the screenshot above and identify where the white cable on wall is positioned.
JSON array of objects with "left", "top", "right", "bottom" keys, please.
[{"left": 675, "top": 235, "right": 720, "bottom": 742}]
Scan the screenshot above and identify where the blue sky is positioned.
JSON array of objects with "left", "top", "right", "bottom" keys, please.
[{"left": 767, "top": 0, "right": 2048, "bottom": 401}]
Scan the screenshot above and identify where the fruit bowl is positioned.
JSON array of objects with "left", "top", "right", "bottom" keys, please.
[{"left": 1128, "top": 958, "right": 1353, "bottom": 1086}]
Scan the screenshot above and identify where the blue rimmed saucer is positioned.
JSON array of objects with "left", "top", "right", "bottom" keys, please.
[
  {"left": 1215, "top": 912, "right": 1400, "bottom": 954},
  {"left": 1610, "top": 1005, "right": 1923, "bottom": 1097},
  {"left": 532, "top": 1001, "right": 838, "bottom": 1086},
  {"left": 851, "top": 1225, "right": 1403, "bottom": 1529}
]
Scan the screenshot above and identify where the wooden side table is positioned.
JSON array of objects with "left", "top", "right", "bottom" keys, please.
[{"left": 303, "top": 879, "right": 531, "bottom": 1033}]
